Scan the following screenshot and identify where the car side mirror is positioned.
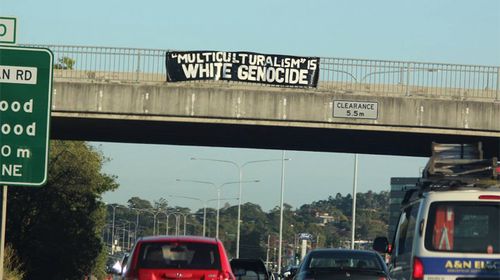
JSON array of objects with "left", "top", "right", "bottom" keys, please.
[{"left": 373, "top": 236, "right": 389, "bottom": 253}]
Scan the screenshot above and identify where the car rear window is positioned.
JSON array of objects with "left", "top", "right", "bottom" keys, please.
[
  {"left": 425, "top": 202, "right": 500, "bottom": 253},
  {"left": 231, "top": 260, "right": 268, "bottom": 280},
  {"left": 305, "top": 251, "right": 383, "bottom": 271},
  {"left": 231, "top": 261, "right": 266, "bottom": 273},
  {"left": 138, "top": 241, "right": 221, "bottom": 269}
]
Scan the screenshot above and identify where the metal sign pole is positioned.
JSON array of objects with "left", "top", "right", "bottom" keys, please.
[{"left": 0, "top": 185, "right": 8, "bottom": 280}]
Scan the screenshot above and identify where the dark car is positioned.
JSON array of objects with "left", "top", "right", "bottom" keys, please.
[
  {"left": 122, "top": 235, "right": 235, "bottom": 280},
  {"left": 293, "top": 249, "right": 389, "bottom": 280},
  {"left": 230, "top": 258, "right": 270, "bottom": 280}
]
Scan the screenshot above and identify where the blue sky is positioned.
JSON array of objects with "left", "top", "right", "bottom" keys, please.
[{"left": 4, "top": 0, "right": 499, "bottom": 210}]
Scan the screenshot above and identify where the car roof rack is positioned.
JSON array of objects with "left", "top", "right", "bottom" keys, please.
[
  {"left": 401, "top": 143, "right": 499, "bottom": 205},
  {"left": 419, "top": 142, "right": 499, "bottom": 190}
]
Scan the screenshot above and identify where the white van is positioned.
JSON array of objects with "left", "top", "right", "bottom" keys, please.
[{"left": 374, "top": 143, "right": 500, "bottom": 280}]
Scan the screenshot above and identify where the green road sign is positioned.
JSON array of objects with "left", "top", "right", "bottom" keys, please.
[{"left": 0, "top": 46, "right": 53, "bottom": 186}]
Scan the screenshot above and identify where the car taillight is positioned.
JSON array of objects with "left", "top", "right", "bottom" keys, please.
[
  {"left": 218, "top": 270, "right": 232, "bottom": 280},
  {"left": 378, "top": 277, "right": 387, "bottom": 280},
  {"left": 412, "top": 257, "right": 424, "bottom": 280},
  {"left": 479, "top": 195, "right": 500, "bottom": 200}
]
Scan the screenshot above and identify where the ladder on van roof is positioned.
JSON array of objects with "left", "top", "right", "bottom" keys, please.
[
  {"left": 419, "top": 142, "right": 499, "bottom": 189},
  {"left": 400, "top": 143, "right": 499, "bottom": 207}
]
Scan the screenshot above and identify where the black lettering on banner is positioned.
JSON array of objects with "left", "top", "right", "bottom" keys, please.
[{"left": 166, "top": 51, "right": 320, "bottom": 88}]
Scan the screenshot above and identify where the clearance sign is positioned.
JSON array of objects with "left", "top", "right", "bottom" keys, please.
[{"left": 166, "top": 51, "right": 320, "bottom": 88}]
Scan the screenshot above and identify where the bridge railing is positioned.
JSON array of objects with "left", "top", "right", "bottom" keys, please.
[
  {"left": 26, "top": 44, "right": 500, "bottom": 100},
  {"left": 320, "top": 58, "right": 499, "bottom": 100}
]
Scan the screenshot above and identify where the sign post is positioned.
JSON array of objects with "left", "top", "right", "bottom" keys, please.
[{"left": 0, "top": 185, "right": 6, "bottom": 280}]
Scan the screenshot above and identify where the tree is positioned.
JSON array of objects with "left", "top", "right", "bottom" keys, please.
[
  {"left": 54, "top": 56, "right": 76, "bottom": 70},
  {"left": 127, "top": 196, "right": 152, "bottom": 209},
  {"left": 154, "top": 197, "right": 168, "bottom": 210},
  {"left": 6, "top": 141, "right": 118, "bottom": 280}
]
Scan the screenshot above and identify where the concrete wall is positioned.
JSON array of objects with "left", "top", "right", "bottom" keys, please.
[{"left": 52, "top": 80, "right": 500, "bottom": 136}]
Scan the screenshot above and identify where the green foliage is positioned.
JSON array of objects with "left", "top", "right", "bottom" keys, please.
[
  {"left": 6, "top": 141, "right": 118, "bottom": 280},
  {"left": 108, "top": 191, "right": 389, "bottom": 260},
  {"left": 3, "top": 244, "right": 25, "bottom": 280},
  {"left": 127, "top": 196, "right": 153, "bottom": 209},
  {"left": 54, "top": 56, "right": 76, "bottom": 70}
]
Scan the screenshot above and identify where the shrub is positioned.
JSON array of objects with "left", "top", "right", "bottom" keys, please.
[{"left": 3, "top": 244, "right": 25, "bottom": 280}]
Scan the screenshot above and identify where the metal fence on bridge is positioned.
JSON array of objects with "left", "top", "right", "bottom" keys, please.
[{"left": 26, "top": 44, "right": 500, "bottom": 100}]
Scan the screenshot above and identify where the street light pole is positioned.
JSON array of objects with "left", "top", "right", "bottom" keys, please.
[
  {"left": 111, "top": 205, "right": 116, "bottom": 254},
  {"left": 351, "top": 154, "right": 359, "bottom": 249},
  {"left": 203, "top": 205, "right": 207, "bottom": 237},
  {"left": 134, "top": 209, "right": 140, "bottom": 240},
  {"left": 109, "top": 204, "right": 126, "bottom": 254},
  {"left": 176, "top": 179, "right": 256, "bottom": 239},
  {"left": 169, "top": 195, "right": 208, "bottom": 237},
  {"left": 152, "top": 211, "right": 158, "bottom": 235},
  {"left": 142, "top": 208, "right": 163, "bottom": 236},
  {"left": 278, "top": 151, "right": 286, "bottom": 274},
  {"left": 191, "top": 157, "right": 288, "bottom": 258},
  {"left": 168, "top": 195, "right": 239, "bottom": 237},
  {"left": 166, "top": 213, "right": 177, "bottom": 235},
  {"left": 131, "top": 208, "right": 148, "bottom": 240},
  {"left": 216, "top": 188, "right": 221, "bottom": 238},
  {"left": 236, "top": 159, "right": 288, "bottom": 258}
]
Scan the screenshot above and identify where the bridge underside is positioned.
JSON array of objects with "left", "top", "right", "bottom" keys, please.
[{"left": 51, "top": 114, "right": 500, "bottom": 158}]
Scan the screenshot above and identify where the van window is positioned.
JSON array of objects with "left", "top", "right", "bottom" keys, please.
[
  {"left": 138, "top": 241, "right": 221, "bottom": 269},
  {"left": 394, "top": 204, "right": 419, "bottom": 257},
  {"left": 425, "top": 202, "right": 500, "bottom": 254}
]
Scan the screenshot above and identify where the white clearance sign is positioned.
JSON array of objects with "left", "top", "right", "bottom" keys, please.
[{"left": 333, "top": 100, "right": 378, "bottom": 119}]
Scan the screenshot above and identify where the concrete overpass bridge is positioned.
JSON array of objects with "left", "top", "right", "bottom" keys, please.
[{"left": 32, "top": 45, "right": 500, "bottom": 157}]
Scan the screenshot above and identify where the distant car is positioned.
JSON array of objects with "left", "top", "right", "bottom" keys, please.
[
  {"left": 230, "top": 258, "right": 270, "bottom": 280},
  {"left": 293, "top": 249, "right": 389, "bottom": 280},
  {"left": 106, "top": 253, "right": 127, "bottom": 275},
  {"left": 281, "top": 265, "right": 298, "bottom": 280},
  {"left": 122, "top": 235, "right": 235, "bottom": 280},
  {"left": 119, "top": 253, "right": 129, "bottom": 276}
]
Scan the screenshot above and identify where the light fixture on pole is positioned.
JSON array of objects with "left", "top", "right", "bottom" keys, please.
[
  {"left": 176, "top": 179, "right": 257, "bottom": 239},
  {"left": 169, "top": 195, "right": 208, "bottom": 237},
  {"left": 191, "top": 157, "right": 288, "bottom": 258},
  {"left": 150, "top": 209, "right": 163, "bottom": 236},
  {"left": 108, "top": 204, "right": 127, "bottom": 254},
  {"left": 131, "top": 208, "right": 150, "bottom": 241},
  {"left": 169, "top": 195, "right": 238, "bottom": 237}
]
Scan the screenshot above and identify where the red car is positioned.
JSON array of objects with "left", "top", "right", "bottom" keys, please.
[{"left": 123, "top": 235, "right": 235, "bottom": 280}]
